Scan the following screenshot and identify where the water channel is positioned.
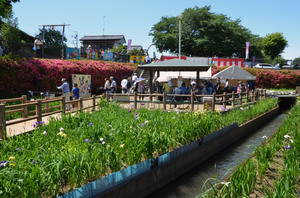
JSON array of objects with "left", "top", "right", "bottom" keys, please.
[{"left": 146, "top": 113, "right": 286, "bottom": 198}]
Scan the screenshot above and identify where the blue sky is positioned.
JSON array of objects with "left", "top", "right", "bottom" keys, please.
[{"left": 12, "top": 0, "right": 299, "bottom": 60}]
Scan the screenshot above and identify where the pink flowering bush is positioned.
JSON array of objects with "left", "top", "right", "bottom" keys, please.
[
  {"left": 0, "top": 58, "right": 136, "bottom": 97},
  {"left": 211, "top": 66, "right": 300, "bottom": 89}
]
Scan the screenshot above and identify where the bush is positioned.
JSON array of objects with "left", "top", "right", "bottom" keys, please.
[{"left": 0, "top": 58, "right": 136, "bottom": 97}]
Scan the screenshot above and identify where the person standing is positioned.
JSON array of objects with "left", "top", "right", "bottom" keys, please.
[
  {"left": 110, "top": 76, "right": 117, "bottom": 93},
  {"left": 57, "top": 78, "right": 70, "bottom": 110},
  {"left": 215, "top": 77, "right": 221, "bottom": 94},
  {"left": 34, "top": 36, "right": 43, "bottom": 58},
  {"left": 72, "top": 83, "right": 80, "bottom": 109},
  {"left": 121, "top": 76, "right": 128, "bottom": 94},
  {"left": 104, "top": 78, "right": 110, "bottom": 93}
]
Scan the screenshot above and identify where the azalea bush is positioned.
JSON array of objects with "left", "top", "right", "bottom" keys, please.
[
  {"left": 0, "top": 57, "right": 136, "bottom": 97},
  {"left": 0, "top": 98, "right": 278, "bottom": 197},
  {"left": 211, "top": 66, "right": 300, "bottom": 89},
  {"left": 206, "top": 99, "right": 299, "bottom": 198}
]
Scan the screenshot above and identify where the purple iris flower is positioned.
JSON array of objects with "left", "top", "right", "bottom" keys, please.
[
  {"left": 220, "top": 106, "right": 227, "bottom": 111},
  {"left": 0, "top": 161, "right": 7, "bottom": 167},
  {"left": 285, "top": 146, "right": 292, "bottom": 149},
  {"left": 40, "top": 121, "right": 45, "bottom": 125},
  {"left": 89, "top": 123, "right": 93, "bottom": 126},
  {"left": 140, "top": 123, "right": 145, "bottom": 127},
  {"left": 141, "top": 103, "right": 145, "bottom": 106},
  {"left": 85, "top": 139, "right": 89, "bottom": 142},
  {"left": 35, "top": 121, "right": 39, "bottom": 125},
  {"left": 15, "top": 147, "right": 21, "bottom": 151},
  {"left": 31, "top": 160, "right": 36, "bottom": 164},
  {"left": 240, "top": 108, "right": 244, "bottom": 111},
  {"left": 128, "top": 110, "right": 131, "bottom": 113}
]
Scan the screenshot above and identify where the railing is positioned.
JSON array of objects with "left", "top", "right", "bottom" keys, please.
[
  {"left": 105, "top": 89, "right": 267, "bottom": 112},
  {"left": 0, "top": 90, "right": 266, "bottom": 139},
  {"left": 0, "top": 95, "right": 101, "bottom": 139}
]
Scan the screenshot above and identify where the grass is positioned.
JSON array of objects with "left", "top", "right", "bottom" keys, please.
[{"left": 0, "top": 98, "right": 278, "bottom": 197}]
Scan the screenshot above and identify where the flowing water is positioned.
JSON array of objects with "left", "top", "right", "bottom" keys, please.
[{"left": 146, "top": 114, "right": 286, "bottom": 198}]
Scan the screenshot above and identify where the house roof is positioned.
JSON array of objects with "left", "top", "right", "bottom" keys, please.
[
  {"left": 80, "top": 35, "right": 126, "bottom": 43},
  {"left": 212, "top": 65, "right": 256, "bottom": 80},
  {"left": 138, "top": 58, "right": 210, "bottom": 71}
]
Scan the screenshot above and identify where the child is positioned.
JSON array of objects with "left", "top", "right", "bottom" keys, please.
[{"left": 72, "top": 83, "right": 80, "bottom": 109}]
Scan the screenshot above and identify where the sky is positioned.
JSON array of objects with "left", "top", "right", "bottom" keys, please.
[{"left": 12, "top": 0, "right": 300, "bottom": 60}]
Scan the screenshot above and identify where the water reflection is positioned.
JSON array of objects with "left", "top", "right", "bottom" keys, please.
[{"left": 147, "top": 114, "right": 286, "bottom": 198}]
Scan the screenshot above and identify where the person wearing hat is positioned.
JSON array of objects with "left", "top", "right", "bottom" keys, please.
[
  {"left": 57, "top": 78, "right": 70, "bottom": 110},
  {"left": 34, "top": 36, "right": 43, "bottom": 58}
]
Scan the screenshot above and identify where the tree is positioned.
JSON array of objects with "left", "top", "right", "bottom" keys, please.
[
  {"left": 112, "top": 44, "right": 127, "bottom": 53},
  {"left": 128, "top": 48, "right": 144, "bottom": 56},
  {"left": 292, "top": 57, "right": 300, "bottom": 65},
  {"left": 37, "top": 28, "right": 67, "bottom": 46},
  {"left": 261, "top": 32, "right": 288, "bottom": 59},
  {"left": 0, "top": 0, "right": 20, "bottom": 19},
  {"left": 0, "top": 12, "right": 21, "bottom": 52},
  {"left": 150, "top": 6, "right": 262, "bottom": 58}
]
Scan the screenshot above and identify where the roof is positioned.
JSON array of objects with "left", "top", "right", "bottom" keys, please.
[
  {"left": 156, "top": 67, "right": 212, "bottom": 82},
  {"left": 212, "top": 65, "right": 256, "bottom": 80},
  {"left": 80, "top": 35, "right": 126, "bottom": 42},
  {"left": 138, "top": 59, "right": 210, "bottom": 71}
]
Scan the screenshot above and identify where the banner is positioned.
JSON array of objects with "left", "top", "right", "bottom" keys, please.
[
  {"left": 245, "top": 42, "right": 250, "bottom": 59},
  {"left": 66, "top": 48, "right": 80, "bottom": 59},
  {"left": 127, "top": 39, "right": 132, "bottom": 51},
  {"left": 130, "top": 55, "right": 145, "bottom": 64},
  {"left": 103, "top": 52, "right": 114, "bottom": 61},
  {"left": 87, "top": 49, "right": 99, "bottom": 60},
  {"left": 71, "top": 74, "right": 91, "bottom": 98}
]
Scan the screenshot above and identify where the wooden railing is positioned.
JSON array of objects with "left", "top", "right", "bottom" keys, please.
[
  {"left": 106, "top": 89, "right": 267, "bottom": 112},
  {"left": 0, "top": 95, "right": 101, "bottom": 139},
  {"left": 0, "top": 89, "right": 266, "bottom": 139}
]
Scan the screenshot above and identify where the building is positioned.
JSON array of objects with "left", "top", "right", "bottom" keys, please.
[{"left": 80, "top": 35, "right": 126, "bottom": 52}]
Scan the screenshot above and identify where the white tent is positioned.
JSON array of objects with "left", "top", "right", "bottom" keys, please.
[
  {"left": 156, "top": 67, "right": 212, "bottom": 82},
  {"left": 212, "top": 65, "right": 256, "bottom": 80}
]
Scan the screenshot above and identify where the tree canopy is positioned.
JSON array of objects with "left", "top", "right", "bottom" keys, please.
[
  {"left": 262, "top": 32, "right": 288, "bottom": 59},
  {"left": 0, "top": 0, "right": 20, "bottom": 19},
  {"left": 149, "top": 6, "right": 262, "bottom": 58},
  {"left": 37, "top": 28, "right": 67, "bottom": 46}
]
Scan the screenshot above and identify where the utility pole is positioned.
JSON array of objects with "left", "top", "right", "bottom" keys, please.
[{"left": 38, "top": 23, "right": 71, "bottom": 59}]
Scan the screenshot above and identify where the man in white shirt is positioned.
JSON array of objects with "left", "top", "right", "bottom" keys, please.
[
  {"left": 57, "top": 78, "right": 70, "bottom": 110},
  {"left": 121, "top": 76, "right": 128, "bottom": 94}
]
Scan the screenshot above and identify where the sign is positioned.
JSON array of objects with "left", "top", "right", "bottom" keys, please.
[
  {"left": 103, "top": 52, "right": 114, "bottom": 61},
  {"left": 127, "top": 39, "right": 132, "bottom": 51},
  {"left": 87, "top": 49, "right": 99, "bottom": 60},
  {"left": 245, "top": 42, "right": 250, "bottom": 59},
  {"left": 212, "top": 58, "right": 244, "bottom": 67},
  {"left": 161, "top": 56, "right": 187, "bottom": 61},
  {"left": 66, "top": 48, "right": 80, "bottom": 59},
  {"left": 130, "top": 55, "right": 145, "bottom": 64},
  {"left": 71, "top": 74, "right": 91, "bottom": 98}
]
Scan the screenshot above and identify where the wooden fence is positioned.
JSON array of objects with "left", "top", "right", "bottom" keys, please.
[{"left": 0, "top": 89, "right": 266, "bottom": 139}]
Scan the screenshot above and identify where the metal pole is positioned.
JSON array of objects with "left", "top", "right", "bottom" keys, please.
[
  {"left": 61, "top": 24, "right": 65, "bottom": 59},
  {"left": 179, "top": 18, "right": 181, "bottom": 60}
]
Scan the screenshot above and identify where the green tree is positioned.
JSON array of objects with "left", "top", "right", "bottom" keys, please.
[
  {"left": 0, "top": 0, "right": 20, "bottom": 19},
  {"left": 128, "top": 48, "right": 144, "bottom": 56},
  {"left": 149, "top": 6, "right": 262, "bottom": 58},
  {"left": 0, "top": 12, "right": 21, "bottom": 52},
  {"left": 261, "top": 32, "right": 288, "bottom": 59},
  {"left": 292, "top": 57, "right": 300, "bottom": 65},
  {"left": 37, "top": 28, "right": 67, "bottom": 46},
  {"left": 112, "top": 44, "right": 127, "bottom": 53}
]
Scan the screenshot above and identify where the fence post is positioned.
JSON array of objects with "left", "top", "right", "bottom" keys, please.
[
  {"left": 105, "top": 92, "right": 110, "bottom": 105},
  {"left": 239, "top": 93, "right": 243, "bottom": 105},
  {"left": 45, "top": 97, "right": 50, "bottom": 113},
  {"left": 61, "top": 96, "right": 66, "bottom": 115},
  {"left": 0, "top": 104, "right": 6, "bottom": 139},
  {"left": 223, "top": 92, "right": 227, "bottom": 108},
  {"left": 212, "top": 93, "right": 215, "bottom": 111},
  {"left": 22, "top": 95, "right": 28, "bottom": 118},
  {"left": 163, "top": 92, "right": 167, "bottom": 110},
  {"left": 263, "top": 89, "right": 266, "bottom": 99},
  {"left": 232, "top": 91, "right": 235, "bottom": 107},
  {"left": 191, "top": 92, "right": 194, "bottom": 111},
  {"left": 92, "top": 95, "right": 96, "bottom": 111},
  {"left": 246, "top": 91, "right": 249, "bottom": 104},
  {"left": 79, "top": 97, "right": 83, "bottom": 113},
  {"left": 36, "top": 99, "right": 42, "bottom": 125},
  {"left": 134, "top": 92, "right": 137, "bottom": 110},
  {"left": 252, "top": 90, "right": 255, "bottom": 102}
]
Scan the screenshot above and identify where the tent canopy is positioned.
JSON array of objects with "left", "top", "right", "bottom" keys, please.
[{"left": 212, "top": 65, "right": 256, "bottom": 80}]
